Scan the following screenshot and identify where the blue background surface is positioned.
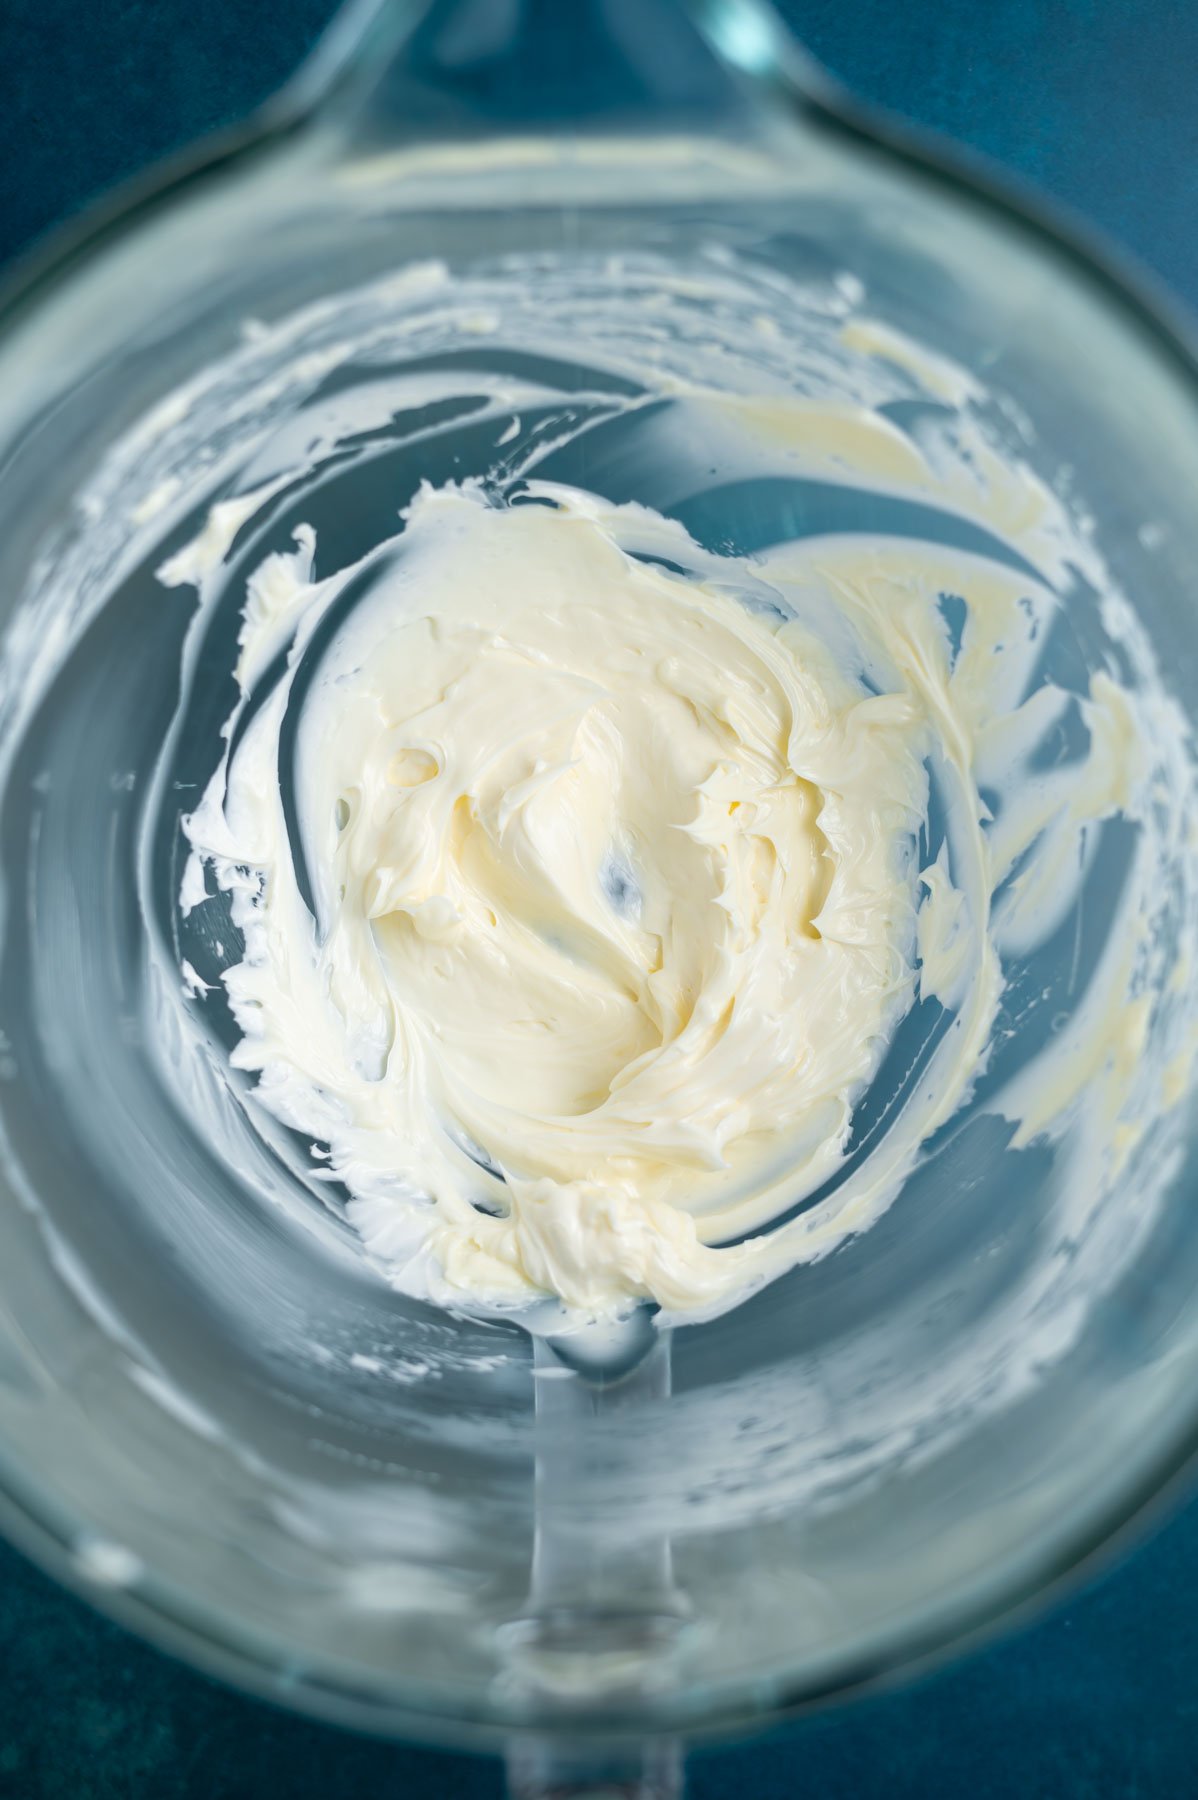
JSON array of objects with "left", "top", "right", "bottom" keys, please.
[{"left": 1, "top": 3, "right": 1198, "bottom": 1793}]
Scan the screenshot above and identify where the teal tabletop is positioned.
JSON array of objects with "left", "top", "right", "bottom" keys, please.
[{"left": 1, "top": 3, "right": 1196, "bottom": 1795}]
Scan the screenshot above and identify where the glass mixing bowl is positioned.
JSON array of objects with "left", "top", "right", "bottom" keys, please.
[{"left": 1, "top": 2, "right": 1197, "bottom": 1794}]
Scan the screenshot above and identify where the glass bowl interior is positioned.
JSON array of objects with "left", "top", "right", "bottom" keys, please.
[{"left": 0, "top": 46, "right": 1197, "bottom": 1748}]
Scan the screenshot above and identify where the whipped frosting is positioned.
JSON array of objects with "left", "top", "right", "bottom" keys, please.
[{"left": 185, "top": 483, "right": 934, "bottom": 1312}]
